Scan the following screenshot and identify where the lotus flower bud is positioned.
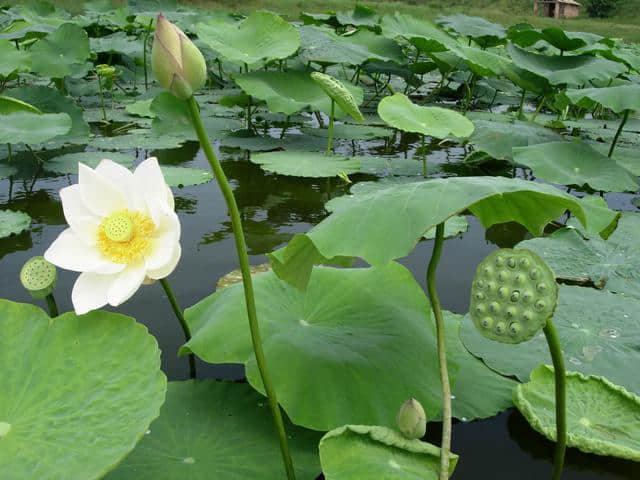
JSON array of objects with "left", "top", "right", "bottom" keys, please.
[
  {"left": 20, "top": 256, "right": 57, "bottom": 299},
  {"left": 151, "top": 14, "right": 207, "bottom": 99},
  {"left": 397, "top": 398, "right": 427, "bottom": 439}
]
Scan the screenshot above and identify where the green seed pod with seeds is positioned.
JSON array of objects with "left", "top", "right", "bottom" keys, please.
[{"left": 20, "top": 256, "right": 57, "bottom": 299}]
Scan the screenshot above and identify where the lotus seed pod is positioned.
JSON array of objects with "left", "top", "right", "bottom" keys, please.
[
  {"left": 310, "top": 72, "right": 364, "bottom": 123},
  {"left": 20, "top": 256, "right": 57, "bottom": 299},
  {"left": 469, "top": 248, "right": 558, "bottom": 344},
  {"left": 396, "top": 398, "right": 427, "bottom": 439}
]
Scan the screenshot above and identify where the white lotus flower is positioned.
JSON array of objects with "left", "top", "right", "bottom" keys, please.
[{"left": 45, "top": 158, "right": 181, "bottom": 315}]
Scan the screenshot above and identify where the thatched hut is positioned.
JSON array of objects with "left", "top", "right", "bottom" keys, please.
[{"left": 533, "top": 0, "right": 582, "bottom": 18}]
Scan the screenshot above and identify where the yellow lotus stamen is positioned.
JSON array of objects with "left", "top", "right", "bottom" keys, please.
[{"left": 97, "top": 210, "right": 154, "bottom": 264}]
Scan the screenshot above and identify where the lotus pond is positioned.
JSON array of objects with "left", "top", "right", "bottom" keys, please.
[{"left": 1, "top": 1, "right": 640, "bottom": 479}]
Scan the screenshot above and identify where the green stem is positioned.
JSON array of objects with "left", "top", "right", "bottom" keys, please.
[
  {"left": 426, "top": 223, "right": 452, "bottom": 480},
  {"left": 159, "top": 278, "right": 196, "bottom": 379},
  {"left": 7, "top": 143, "right": 11, "bottom": 164},
  {"left": 531, "top": 95, "right": 546, "bottom": 122},
  {"left": 186, "top": 96, "right": 296, "bottom": 480},
  {"left": 46, "top": 293, "right": 59, "bottom": 318},
  {"left": 421, "top": 135, "right": 427, "bottom": 178},
  {"left": 543, "top": 321, "right": 567, "bottom": 480},
  {"left": 143, "top": 18, "right": 153, "bottom": 91},
  {"left": 608, "top": 109, "right": 629, "bottom": 158},
  {"left": 518, "top": 89, "right": 526, "bottom": 119},
  {"left": 326, "top": 99, "right": 335, "bottom": 156},
  {"left": 97, "top": 73, "right": 107, "bottom": 122}
]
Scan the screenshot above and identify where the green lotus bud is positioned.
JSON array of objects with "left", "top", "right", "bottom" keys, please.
[
  {"left": 20, "top": 256, "right": 57, "bottom": 299},
  {"left": 310, "top": 72, "right": 364, "bottom": 123},
  {"left": 151, "top": 14, "right": 207, "bottom": 99},
  {"left": 96, "top": 64, "right": 116, "bottom": 79},
  {"left": 396, "top": 398, "right": 426, "bottom": 439},
  {"left": 469, "top": 248, "right": 558, "bottom": 344}
]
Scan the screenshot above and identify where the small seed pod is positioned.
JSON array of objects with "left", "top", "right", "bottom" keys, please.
[
  {"left": 310, "top": 72, "right": 364, "bottom": 123},
  {"left": 469, "top": 248, "right": 557, "bottom": 344},
  {"left": 20, "top": 256, "right": 57, "bottom": 299},
  {"left": 396, "top": 398, "right": 427, "bottom": 439}
]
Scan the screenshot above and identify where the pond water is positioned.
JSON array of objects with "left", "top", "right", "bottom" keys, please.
[{"left": 1, "top": 128, "right": 637, "bottom": 479}]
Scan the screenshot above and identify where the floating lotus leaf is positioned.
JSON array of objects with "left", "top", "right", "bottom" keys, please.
[
  {"left": 234, "top": 71, "right": 363, "bottom": 118},
  {"left": 311, "top": 72, "right": 364, "bottom": 123},
  {"left": 437, "top": 14, "right": 506, "bottom": 48},
  {"left": 378, "top": 93, "right": 474, "bottom": 139},
  {"left": 517, "top": 213, "right": 640, "bottom": 299},
  {"left": 509, "top": 26, "right": 605, "bottom": 52},
  {"left": 196, "top": 11, "right": 300, "bottom": 66},
  {"left": 45, "top": 151, "right": 134, "bottom": 174},
  {"left": 269, "top": 176, "right": 586, "bottom": 289},
  {"left": 335, "top": 4, "right": 379, "bottom": 28},
  {"left": 0, "top": 40, "right": 30, "bottom": 77},
  {"left": 515, "top": 365, "right": 640, "bottom": 461},
  {"left": 469, "top": 117, "right": 563, "bottom": 162},
  {"left": 106, "top": 381, "right": 321, "bottom": 480},
  {"left": 160, "top": 166, "right": 213, "bottom": 187},
  {"left": 507, "top": 43, "right": 626, "bottom": 86},
  {"left": 0, "top": 300, "right": 166, "bottom": 480},
  {"left": 565, "top": 85, "right": 640, "bottom": 114},
  {"left": 31, "top": 23, "right": 90, "bottom": 78},
  {"left": 0, "top": 111, "right": 71, "bottom": 145},
  {"left": 220, "top": 131, "right": 327, "bottom": 152},
  {"left": 0, "top": 209, "right": 31, "bottom": 238},
  {"left": 125, "top": 99, "right": 154, "bottom": 118},
  {"left": 250, "top": 151, "right": 361, "bottom": 178},
  {"left": 302, "top": 124, "right": 393, "bottom": 140},
  {"left": 183, "top": 263, "right": 451, "bottom": 431},
  {"left": 319, "top": 425, "right": 458, "bottom": 480},
  {"left": 512, "top": 140, "right": 638, "bottom": 192},
  {"left": 460, "top": 284, "right": 640, "bottom": 395},
  {"left": 90, "top": 130, "right": 185, "bottom": 150},
  {"left": 90, "top": 31, "right": 142, "bottom": 59},
  {"left": 380, "top": 12, "right": 457, "bottom": 53}
]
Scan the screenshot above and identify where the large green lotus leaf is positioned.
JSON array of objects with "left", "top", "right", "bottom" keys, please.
[
  {"left": 302, "top": 124, "right": 393, "bottom": 140},
  {"left": 0, "top": 40, "right": 30, "bottom": 77},
  {"left": 0, "top": 111, "right": 71, "bottom": 145},
  {"left": 159, "top": 166, "right": 213, "bottom": 187},
  {"left": 299, "top": 26, "right": 403, "bottom": 65},
  {"left": 90, "top": 130, "right": 185, "bottom": 150},
  {"left": 565, "top": 85, "right": 640, "bottom": 114},
  {"left": 105, "top": 381, "right": 321, "bottom": 479},
  {"left": 514, "top": 365, "right": 640, "bottom": 461},
  {"left": 250, "top": 151, "right": 361, "bottom": 178},
  {"left": 45, "top": 151, "right": 134, "bottom": 174},
  {"left": 234, "top": 71, "right": 363, "bottom": 117},
  {"left": 445, "top": 311, "right": 517, "bottom": 421},
  {"left": 319, "top": 425, "right": 457, "bottom": 480},
  {"left": 268, "top": 176, "right": 586, "bottom": 289},
  {"left": 575, "top": 195, "right": 620, "bottom": 239},
  {"left": 196, "top": 11, "right": 300, "bottom": 66},
  {"left": 509, "top": 26, "right": 604, "bottom": 52},
  {"left": 0, "top": 300, "right": 166, "bottom": 480},
  {"left": 335, "top": 4, "right": 379, "bottom": 28},
  {"left": 378, "top": 93, "right": 474, "bottom": 139},
  {"left": 125, "top": 99, "right": 154, "bottom": 118},
  {"left": 512, "top": 140, "right": 638, "bottom": 192},
  {"left": 380, "top": 12, "right": 457, "bottom": 53},
  {"left": 220, "top": 131, "right": 327, "bottom": 152},
  {"left": 90, "top": 31, "right": 142, "bottom": 59},
  {"left": 0, "top": 95, "right": 41, "bottom": 114},
  {"left": 31, "top": 23, "right": 90, "bottom": 78},
  {"left": 11, "top": 86, "right": 89, "bottom": 145},
  {"left": 437, "top": 14, "right": 506, "bottom": 48},
  {"left": 517, "top": 213, "right": 640, "bottom": 299},
  {"left": 0, "top": 209, "right": 31, "bottom": 238},
  {"left": 424, "top": 216, "right": 469, "bottom": 240},
  {"left": 507, "top": 43, "right": 626, "bottom": 86},
  {"left": 460, "top": 285, "right": 640, "bottom": 394},
  {"left": 469, "top": 117, "right": 563, "bottom": 162},
  {"left": 449, "top": 44, "right": 511, "bottom": 77},
  {"left": 502, "top": 62, "right": 552, "bottom": 94},
  {"left": 182, "top": 263, "right": 450, "bottom": 431}
]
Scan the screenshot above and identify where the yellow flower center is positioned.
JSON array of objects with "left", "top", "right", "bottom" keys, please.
[{"left": 97, "top": 210, "right": 154, "bottom": 264}]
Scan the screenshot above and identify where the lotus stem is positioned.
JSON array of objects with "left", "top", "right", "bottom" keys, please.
[
  {"left": 543, "top": 321, "right": 566, "bottom": 480},
  {"left": 7, "top": 143, "right": 11, "bottom": 164},
  {"left": 608, "top": 109, "right": 629, "bottom": 158},
  {"left": 426, "top": 222, "right": 452, "bottom": 480},
  {"left": 46, "top": 293, "right": 58, "bottom": 318},
  {"left": 159, "top": 278, "right": 196, "bottom": 379},
  {"left": 186, "top": 95, "right": 297, "bottom": 480},
  {"left": 97, "top": 72, "right": 107, "bottom": 123},
  {"left": 326, "top": 99, "right": 335, "bottom": 156},
  {"left": 421, "top": 135, "right": 427, "bottom": 177},
  {"left": 143, "top": 18, "right": 153, "bottom": 91},
  {"left": 518, "top": 89, "right": 526, "bottom": 119}
]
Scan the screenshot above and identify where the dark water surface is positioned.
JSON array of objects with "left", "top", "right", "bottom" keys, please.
[{"left": 1, "top": 133, "right": 637, "bottom": 479}]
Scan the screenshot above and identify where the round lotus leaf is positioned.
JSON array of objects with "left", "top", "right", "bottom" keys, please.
[
  {"left": 159, "top": 166, "right": 213, "bottom": 187},
  {"left": 0, "top": 209, "right": 31, "bottom": 238},
  {"left": 31, "top": 23, "right": 90, "bottom": 79},
  {"left": 90, "top": 130, "right": 185, "bottom": 150},
  {"left": 378, "top": 93, "right": 474, "bottom": 139},
  {"left": 196, "top": 11, "right": 300, "bottom": 66},
  {"left": 319, "top": 425, "right": 458, "bottom": 480},
  {"left": 515, "top": 365, "right": 640, "bottom": 461},
  {"left": 0, "top": 300, "right": 166, "bottom": 480},
  {"left": 45, "top": 151, "right": 134, "bottom": 174},
  {"left": 302, "top": 124, "right": 393, "bottom": 140},
  {"left": 470, "top": 248, "right": 558, "bottom": 344},
  {"left": 183, "top": 263, "right": 449, "bottom": 431},
  {"left": 565, "top": 85, "right": 640, "bottom": 114},
  {"left": 0, "top": 111, "right": 71, "bottom": 145},
  {"left": 0, "top": 40, "right": 31, "bottom": 77},
  {"left": 311, "top": 72, "right": 364, "bottom": 123},
  {"left": 380, "top": 12, "right": 457, "bottom": 52},
  {"left": 460, "top": 284, "right": 640, "bottom": 395},
  {"left": 250, "top": 151, "right": 361, "bottom": 178},
  {"left": 437, "top": 14, "right": 506, "bottom": 48},
  {"left": 105, "top": 380, "right": 321, "bottom": 480}
]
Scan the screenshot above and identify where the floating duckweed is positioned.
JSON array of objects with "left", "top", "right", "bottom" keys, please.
[
  {"left": 469, "top": 248, "right": 558, "bottom": 344},
  {"left": 20, "top": 256, "right": 57, "bottom": 299}
]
